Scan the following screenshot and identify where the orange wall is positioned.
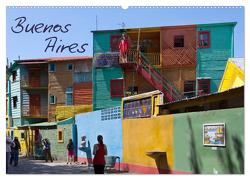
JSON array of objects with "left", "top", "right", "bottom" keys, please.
[{"left": 122, "top": 115, "right": 174, "bottom": 172}]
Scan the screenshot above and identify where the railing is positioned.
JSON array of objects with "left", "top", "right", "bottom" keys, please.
[
  {"left": 139, "top": 52, "right": 184, "bottom": 101},
  {"left": 120, "top": 49, "right": 161, "bottom": 66},
  {"left": 21, "top": 79, "right": 48, "bottom": 89},
  {"left": 22, "top": 109, "right": 48, "bottom": 118}
]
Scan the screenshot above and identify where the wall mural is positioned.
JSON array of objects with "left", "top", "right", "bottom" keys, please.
[{"left": 123, "top": 97, "right": 152, "bottom": 119}]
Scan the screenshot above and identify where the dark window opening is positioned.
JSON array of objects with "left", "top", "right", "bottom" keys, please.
[
  {"left": 184, "top": 81, "right": 196, "bottom": 98},
  {"left": 49, "top": 63, "right": 56, "bottom": 72},
  {"left": 12, "top": 71, "right": 17, "bottom": 82},
  {"left": 13, "top": 96, "right": 18, "bottom": 109},
  {"left": 198, "top": 79, "right": 210, "bottom": 96},
  {"left": 198, "top": 31, "right": 210, "bottom": 48},
  {"left": 110, "top": 79, "right": 124, "bottom": 97},
  {"left": 67, "top": 64, "right": 73, "bottom": 71},
  {"left": 174, "top": 35, "right": 184, "bottom": 48}
]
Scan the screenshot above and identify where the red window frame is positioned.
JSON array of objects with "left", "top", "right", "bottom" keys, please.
[
  {"left": 174, "top": 35, "right": 184, "bottom": 48},
  {"left": 198, "top": 79, "right": 210, "bottom": 96},
  {"left": 110, "top": 35, "right": 121, "bottom": 52},
  {"left": 110, "top": 79, "right": 124, "bottom": 97},
  {"left": 198, "top": 31, "right": 210, "bottom": 48}
]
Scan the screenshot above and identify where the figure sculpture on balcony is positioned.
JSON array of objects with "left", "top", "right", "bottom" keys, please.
[{"left": 119, "top": 33, "right": 129, "bottom": 63}]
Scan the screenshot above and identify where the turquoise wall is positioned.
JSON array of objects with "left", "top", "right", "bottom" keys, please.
[
  {"left": 173, "top": 107, "right": 244, "bottom": 174},
  {"left": 196, "top": 23, "right": 236, "bottom": 93},
  {"left": 93, "top": 67, "right": 123, "bottom": 110},
  {"left": 93, "top": 31, "right": 121, "bottom": 53},
  {"left": 93, "top": 31, "right": 123, "bottom": 111}
]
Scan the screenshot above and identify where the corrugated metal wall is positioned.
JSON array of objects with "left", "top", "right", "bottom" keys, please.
[
  {"left": 161, "top": 25, "right": 197, "bottom": 68},
  {"left": 22, "top": 90, "right": 29, "bottom": 116},
  {"left": 93, "top": 67, "right": 123, "bottom": 110},
  {"left": 10, "top": 67, "right": 21, "bottom": 119},
  {"left": 197, "top": 23, "right": 235, "bottom": 93},
  {"left": 73, "top": 82, "right": 92, "bottom": 105}
]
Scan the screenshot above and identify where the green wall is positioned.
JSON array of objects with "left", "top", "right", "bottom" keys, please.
[
  {"left": 173, "top": 107, "right": 244, "bottom": 174},
  {"left": 93, "top": 30, "right": 123, "bottom": 111},
  {"left": 93, "top": 67, "right": 123, "bottom": 110},
  {"left": 40, "top": 124, "right": 73, "bottom": 161},
  {"left": 197, "top": 23, "right": 236, "bottom": 93}
]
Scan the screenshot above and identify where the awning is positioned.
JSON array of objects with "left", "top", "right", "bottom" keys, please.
[{"left": 17, "top": 122, "right": 57, "bottom": 129}]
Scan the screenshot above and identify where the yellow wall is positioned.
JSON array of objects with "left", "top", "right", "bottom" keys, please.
[
  {"left": 218, "top": 59, "right": 244, "bottom": 92},
  {"left": 55, "top": 105, "right": 92, "bottom": 120},
  {"left": 122, "top": 115, "right": 174, "bottom": 170}
]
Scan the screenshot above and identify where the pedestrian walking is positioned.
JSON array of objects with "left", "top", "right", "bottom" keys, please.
[
  {"left": 12, "top": 137, "right": 21, "bottom": 166},
  {"left": 6, "top": 135, "right": 13, "bottom": 173},
  {"left": 43, "top": 138, "right": 53, "bottom": 162},
  {"left": 66, "top": 139, "right": 74, "bottom": 164},
  {"left": 93, "top": 135, "right": 107, "bottom": 174}
]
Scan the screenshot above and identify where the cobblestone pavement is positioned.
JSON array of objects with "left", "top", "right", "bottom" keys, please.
[{"left": 7, "top": 157, "right": 126, "bottom": 174}]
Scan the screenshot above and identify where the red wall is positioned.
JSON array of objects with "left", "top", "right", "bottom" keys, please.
[{"left": 73, "top": 82, "right": 92, "bottom": 105}]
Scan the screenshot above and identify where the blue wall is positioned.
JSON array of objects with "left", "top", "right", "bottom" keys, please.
[{"left": 75, "top": 106, "right": 123, "bottom": 162}]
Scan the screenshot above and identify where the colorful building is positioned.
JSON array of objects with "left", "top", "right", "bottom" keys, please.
[
  {"left": 92, "top": 22, "right": 236, "bottom": 111},
  {"left": 7, "top": 56, "right": 93, "bottom": 157},
  {"left": 218, "top": 58, "right": 244, "bottom": 92}
]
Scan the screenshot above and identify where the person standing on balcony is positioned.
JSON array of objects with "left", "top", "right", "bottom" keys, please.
[
  {"left": 93, "top": 135, "right": 108, "bottom": 174},
  {"left": 119, "top": 33, "right": 129, "bottom": 63}
]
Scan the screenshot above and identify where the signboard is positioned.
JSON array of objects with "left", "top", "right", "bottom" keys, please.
[
  {"left": 203, "top": 123, "right": 226, "bottom": 147},
  {"left": 123, "top": 97, "right": 152, "bottom": 119},
  {"left": 93, "top": 52, "right": 120, "bottom": 68}
]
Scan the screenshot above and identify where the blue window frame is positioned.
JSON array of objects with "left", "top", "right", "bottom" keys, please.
[
  {"left": 65, "top": 87, "right": 73, "bottom": 105},
  {"left": 49, "top": 63, "right": 56, "bottom": 72},
  {"left": 50, "top": 95, "right": 56, "bottom": 104},
  {"left": 67, "top": 64, "right": 73, "bottom": 71}
]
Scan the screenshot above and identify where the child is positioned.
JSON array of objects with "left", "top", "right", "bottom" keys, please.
[{"left": 66, "top": 139, "right": 74, "bottom": 164}]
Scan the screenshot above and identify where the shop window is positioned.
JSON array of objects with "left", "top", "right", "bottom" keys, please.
[
  {"left": 174, "top": 35, "right": 184, "bottom": 48},
  {"left": 110, "top": 35, "right": 122, "bottom": 52},
  {"left": 49, "top": 63, "right": 56, "bottom": 72},
  {"left": 198, "top": 31, "right": 210, "bottom": 48},
  {"left": 12, "top": 71, "right": 17, "bottom": 82},
  {"left": 57, "top": 129, "right": 64, "bottom": 143},
  {"left": 198, "top": 79, "right": 210, "bottom": 96},
  {"left": 110, "top": 79, "right": 124, "bottom": 97},
  {"left": 50, "top": 95, "right": 56, "bottom": 104},
  {"left": 65, "top": 87, "right": 73, "bottom": 105},
  {"left": 184, "top": 81, "right": 196, "bottom": 98},
  {"left": 21, "top": 132, "right": 25, "bottom": 140},
  {"left": 67, "top": 64, "right": 73, "bottom": 71},
  {"left": 12, "top": 96, "right": 18, "bottom": 109}
]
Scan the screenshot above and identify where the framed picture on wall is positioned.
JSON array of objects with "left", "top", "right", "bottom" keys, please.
[{"left": 203, "top": 123, "right": 226, "bottom": 147}]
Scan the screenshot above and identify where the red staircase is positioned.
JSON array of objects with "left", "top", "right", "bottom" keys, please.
[{"left": 122, "top": 50, "right": 184, "bottom": 102}]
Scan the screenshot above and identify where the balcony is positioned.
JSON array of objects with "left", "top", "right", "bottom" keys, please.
[
  {"left": 22, "top": 108, "right": 48, "bottom": 119},
  {"left": 21, "top": 79, "right": 48, "bottom": 90}
]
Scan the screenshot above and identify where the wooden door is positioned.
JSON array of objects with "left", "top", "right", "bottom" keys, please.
[
  {"left": 30, "top": 95, "right": 41, "bottom": 116},
  {"left": 29, "top": 68, "right": 40, "bottom": 87}
]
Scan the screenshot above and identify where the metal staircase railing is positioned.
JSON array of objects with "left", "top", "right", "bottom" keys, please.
[{"left": 137, "top": 51, "right": 184, "bottom": 101}]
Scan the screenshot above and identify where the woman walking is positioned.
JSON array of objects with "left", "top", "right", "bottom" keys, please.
[
  {"left": 66, "top": 139, "right": 74, "bottom": 164},
  {"left": 93, "top": 135, "right": 107, "bottom": 174}
]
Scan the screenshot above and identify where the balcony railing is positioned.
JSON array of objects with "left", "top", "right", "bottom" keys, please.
[
  {"left": 22, "top": 109, "right": 48, "bottom": 118},
  {"left": 119, "top": 49, "right": 161, "bottom": 66},
  {"left": 21, "top": 79, "right": 48, "bottom": 90}
]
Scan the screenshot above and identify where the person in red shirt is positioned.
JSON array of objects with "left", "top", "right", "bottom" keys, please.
[
  {"left": 93, "top": 135, "right": 108, "bottom": 174},
  {"left": 119, "top": 33, "right": 129, "bottom": 63}
]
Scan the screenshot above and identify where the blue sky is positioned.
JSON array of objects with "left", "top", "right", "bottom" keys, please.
[{"left": 6, "top": 7, "right": 244, "bottom": 61}]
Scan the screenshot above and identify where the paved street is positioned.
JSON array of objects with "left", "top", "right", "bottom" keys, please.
[{"left": 7, "top": 157, "right": 91, "bottom": 174}]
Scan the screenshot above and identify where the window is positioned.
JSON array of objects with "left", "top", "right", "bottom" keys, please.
[
  {"left": 12, "top": 96, "right": 18, "bottom": 109},
  {"left": 184, "top": 81, "right": 196, "bottom": 98},
  {"left": 21, "top": 132, "right": 25, "bottom": 140},
  {"left": 174, "top": 35, "right": 184, "bottom": 48},
  {"left": 67, "top": 64, "right": 73, "bottom": 71},
  {"left": 50, "top": 95, "right": 56, "bottom": 104},
  {"left": 65, "top": 87, "right": 73, "bottom": 105},
  {"left": 49, "top": 63, "right": 56, "bottom": 72},
  {"left": 12, "top": 71, "right": 17, "bottom": 82},
  {"left": 110, "top": 79, "right": 124, "bottom": 97},
  {"left": 110, "top": 35, "right": 122, "bottom": 52},
  {"left": 74, "top": 72, "right": 92, "bottom": 83},
  {"left": 57, "top": 129, "right": 64, "bottom": 143},
  {"left": 198, "top": 79, "right": 210, "bottom": 96},
  {"left": 198, "top": 31, "right": 210, "bottom": 48}
]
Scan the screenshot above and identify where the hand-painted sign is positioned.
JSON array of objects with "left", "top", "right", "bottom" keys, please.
[
  {"left": 203, "top": 123, "right": 225, "bottom": 146},
  {"left": 93, "top": 52, "right": 120, "bottom": 67},
  {"left": 123, "top": 97, "right": 152, "bottom": 119}
]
